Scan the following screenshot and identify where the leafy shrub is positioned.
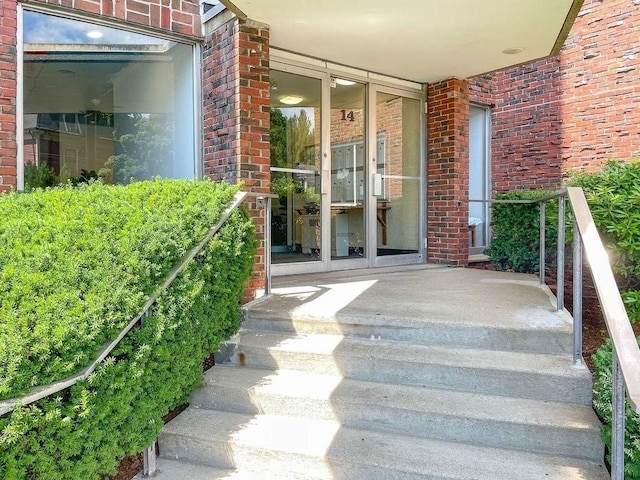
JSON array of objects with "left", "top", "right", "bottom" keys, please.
[
  {"left": 0, "top": 180, "right": 256, "bottom": 479},
  {"left": 569, "top": 160, "right": 640, "bottom": 322},
  {"left": 593, "top": 338, "right": 640, "bottom": 479},
  {"left": 485, "top": 190, "right": 561, "bottom": 273}
]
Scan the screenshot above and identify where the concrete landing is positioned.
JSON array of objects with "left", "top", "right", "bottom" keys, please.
[{"left": 249, "top": 265, "right": 573, "bottom": 343}]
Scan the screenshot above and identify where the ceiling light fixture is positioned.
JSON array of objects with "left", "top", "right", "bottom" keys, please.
[
  {"left": 334, "top": 78, "right": 356, "bottom": 86},
  {"left": 87, "top": 30, "right": 104, "bottom": 39},
  {"left": 279, "top": 95, "right": 303, "bottom": 105},
  {"left": 503, "top": 47, "right": 523, "bottom": 55}
]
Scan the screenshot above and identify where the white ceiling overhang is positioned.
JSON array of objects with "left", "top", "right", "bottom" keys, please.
[{"left": 218, "top": 0, "right": 582, "bottom": 84}]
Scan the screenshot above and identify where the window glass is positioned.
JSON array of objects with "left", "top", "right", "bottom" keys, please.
[{"left": 22, "top": 10, "right": 196, "bottom": 188}]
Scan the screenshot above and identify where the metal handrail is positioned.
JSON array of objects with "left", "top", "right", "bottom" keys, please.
[
  {"left": 475, "top": 187, "right": 640, "bottom": 479},
  {"left": 566, "top": 187, "right": 640, "bottom": 480}
]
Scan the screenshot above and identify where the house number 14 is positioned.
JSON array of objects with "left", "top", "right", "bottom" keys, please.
[{"left": 341, "top": 110, "right": 355, "bottom": 122}]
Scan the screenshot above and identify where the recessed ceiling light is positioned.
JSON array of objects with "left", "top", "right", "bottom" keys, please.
[
  {"left": 335, "top": 78, "right": 356, "bottom": 86},
  {"left": 503, "top": 47, "right": 523, "bottom": 55},
  {"left": 87, "top": 30, "right": 104, "bottom": 39},
  {"left": 279, "top": 95, "right": 303, "bottom": 105}
]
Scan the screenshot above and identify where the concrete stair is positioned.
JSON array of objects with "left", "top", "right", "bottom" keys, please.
[{"left": 151, "top": 268, "right": 609, "bottom": 479}]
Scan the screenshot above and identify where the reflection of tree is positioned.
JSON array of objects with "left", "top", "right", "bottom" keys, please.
[
  {"left": 286, "top": 110, "right": 314, "bottom": 167},
  {"left": 270, "top": 109, "right": 287, "bottom": 168},
  {"left": 270, "top": 108, "right": 315, "bottom": 168},
  {"left": 101, "top": 114, "right": 173, "bottom": 184}
]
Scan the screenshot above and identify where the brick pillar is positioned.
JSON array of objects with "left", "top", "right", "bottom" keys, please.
[
  {"left": 0, "top": 0, "right": 17, "bottom": 193},
  {"left": 426, "top": 78, "right": 470, "bottom": 266},
  {"left": 203, "top": 15, "right": 270, "bottom": 301}
]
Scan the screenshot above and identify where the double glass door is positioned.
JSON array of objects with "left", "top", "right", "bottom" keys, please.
[{"left": 269, "top": 66, "right": 423, "bottom": 274}]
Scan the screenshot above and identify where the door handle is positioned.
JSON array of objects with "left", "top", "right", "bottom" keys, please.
[
  {"left": 372, "top": 173, "right": 383, "bottom": 197},
  {"left": 321, "top": 168, "right": 330, "bottom": 195}
]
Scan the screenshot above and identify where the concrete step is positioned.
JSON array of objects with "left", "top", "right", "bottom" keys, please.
[
  {"left": 159, "top": 408, "right": 609, "bottom": 480},
  {"left": 245, "top": 270, "right": 574, "bottom": 355},
  {"left": 144, "top": 459, "right": 322, "bottom": 480},
  {"left": 234, "top": 331, "right": 594, "bottom": 405},
  {"left": 190, "top": 365, "right": 603, "bottom": 461},
  {"left": 243, "top": 306, "right": 573, "bottom": 355}
]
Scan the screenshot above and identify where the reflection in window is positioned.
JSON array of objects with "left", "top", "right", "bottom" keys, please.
[{"left": 21, "top": 10, "right": 196, "bottom": 189}]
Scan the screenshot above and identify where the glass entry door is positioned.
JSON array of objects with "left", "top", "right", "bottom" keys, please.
[
  {"left": 269, "top": 70, "right": 323, "bottom": 267},
  {"left": 269, "top": 66, "right": 424, "bottom": 274},
  {"left": 371, "top": 90, "right": 422, "bottom": 266},
  {"left": 329, "top": 79, "right": 367, "bottom": 267}
]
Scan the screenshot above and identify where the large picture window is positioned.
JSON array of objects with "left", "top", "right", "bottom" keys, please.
[{"left": 21, "top": 10, "right": 197, "bottom": 189}]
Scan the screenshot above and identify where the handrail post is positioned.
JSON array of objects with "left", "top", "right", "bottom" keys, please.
[
  {"left": 143, "top": 441, "right": 156, "bottom": 477},
  {"left": 257, "top": 195, "right": 272, "bottom": 296},
  {"left": 539, "top": 201, "right": 546, "bottom": 286},
  {"left": 572, "top": 216, "right": 583, "bottom": 366},
  {"left": 264, "top": 195, "right": 272, "bottom": 296},
  {"left": 556, "top": 194, "right": 565, "bottom": 312},
  {"left": 612, "top": 352, "right": 626, "bottom": 480}
]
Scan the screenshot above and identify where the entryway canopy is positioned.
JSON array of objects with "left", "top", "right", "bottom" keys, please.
[{"left": 218, "top": 0, "right": 581, "bottom": 83}]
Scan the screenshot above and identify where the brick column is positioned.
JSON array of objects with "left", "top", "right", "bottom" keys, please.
[
  {"left": 426, "top": 78, "right": 470, "bottom": 266},
  {"left": 203, "top": 15, "right": 270, "bottom": 301},
  {"left": 0, "top": 0, "right": 17, "bottom": 193}
]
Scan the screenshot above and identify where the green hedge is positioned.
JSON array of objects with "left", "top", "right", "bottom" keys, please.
[
  {"left": 485, "top": 190, "right": 560, "bottom": 273},
  {"left": 0, "top": 180, "right": 256, "bottom": 479}
]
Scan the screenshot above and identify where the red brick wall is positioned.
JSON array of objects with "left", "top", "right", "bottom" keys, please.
[
  {"left": 468, "top": 73, "right": 494, "bottom": 107},
  {"left": 559, "top": 0, "right": 640, "bottom": 171},
  {"left": 0, "top": 0, "right": 17, "bottom": 192},
  {"left": 237, "top": 23, "right": 270, "bottom": 195},
  {"left": 29, "top": 0, "right": 201, "bottom": 37},
  {"left": 479, "top": 58, "right": 564, "bottom": 193},
  {"left": 426, "top": 78, "right": 470, "bottom": 266},
  {"left": 470, "top": 0, "right": 640, "bottom": 193},
  {"left": 237, "top": 22, "right": 270, "bottom": 301},
  {"left": 203, "top": 17, "right": 270, "bottom": 300},
  {"left": 203, "top": 19, "right": 238, "bottom": 181}
]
